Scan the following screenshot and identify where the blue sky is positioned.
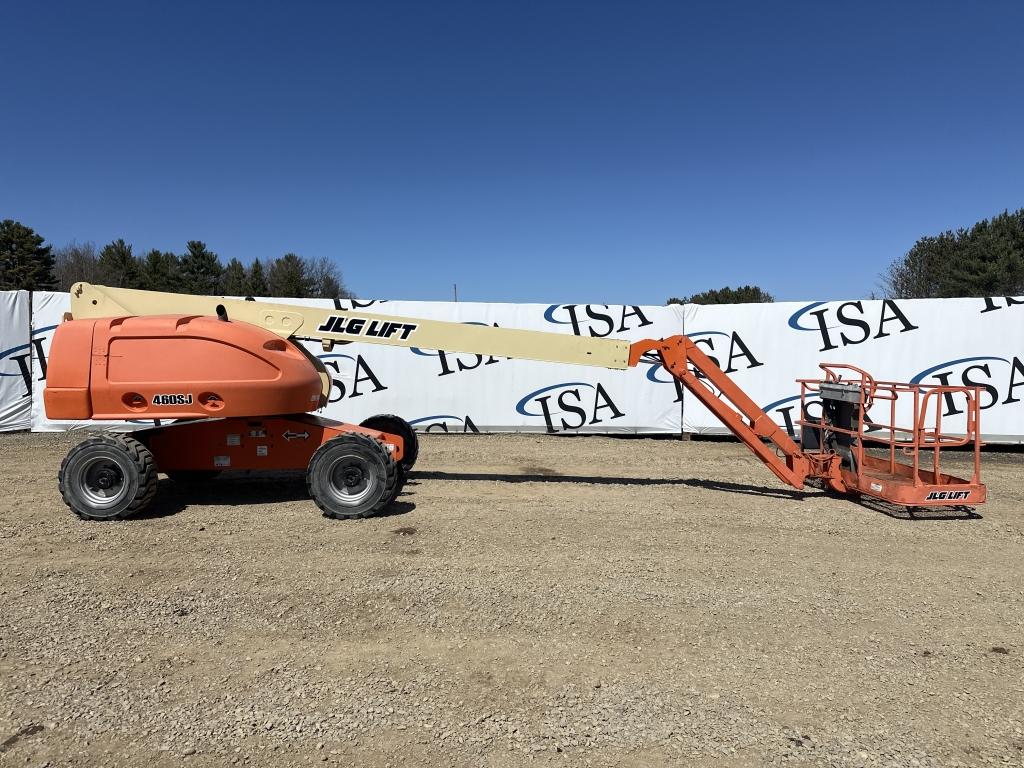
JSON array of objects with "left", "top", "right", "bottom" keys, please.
[{"left": 2, "top": 1, "right": 1022, "bottom": 303}]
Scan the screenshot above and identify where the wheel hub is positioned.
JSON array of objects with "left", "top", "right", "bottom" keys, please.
[
  {"left": 326, "top": 453, "right": 377, "bottom": 506},
  {"left": 78, "top": 457, "right": 129, "bottom": 508},
  {"left": 95, "top": 469, "right": 118, "bottom": 489},
  {"left": 343, "top": 467, "right": 364, "bottom": 488}
]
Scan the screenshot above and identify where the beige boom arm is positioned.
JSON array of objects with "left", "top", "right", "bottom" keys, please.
[{"left": 69, "top": 283, "right": 631, "bottom": 369}]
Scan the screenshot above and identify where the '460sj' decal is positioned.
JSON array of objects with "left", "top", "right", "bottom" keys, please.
[{"left": 153, "top": 393, "right": 194, "bottom": 406}]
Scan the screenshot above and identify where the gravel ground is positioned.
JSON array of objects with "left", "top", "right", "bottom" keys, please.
[{"left": 1, "top": 431, "right": 1022, "bottom": 767}]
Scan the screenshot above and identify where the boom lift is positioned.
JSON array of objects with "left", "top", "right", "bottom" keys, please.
[{"left": 43, "top": 283, "right": 986, "bottom": 521}]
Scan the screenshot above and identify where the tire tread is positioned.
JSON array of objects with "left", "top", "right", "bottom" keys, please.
[
  {"left": 58, "top": 433, "right": 158, "bottom": 521},
  {"left": 306, "top": 433, "right": 399, "bottom": 520}
]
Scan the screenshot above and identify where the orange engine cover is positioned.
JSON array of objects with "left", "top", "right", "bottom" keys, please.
[{"left": 44, "top": 315, "right": 325, "bottom": 420}]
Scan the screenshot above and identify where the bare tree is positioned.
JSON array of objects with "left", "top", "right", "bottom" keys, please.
[
  {"left": 305, "top": 256, "right": 351, "bottom": 299},
  {"left": 54, "top": 241, "right": 100, "bottom": 291}
]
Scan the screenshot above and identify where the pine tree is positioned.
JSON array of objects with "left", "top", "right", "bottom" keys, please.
[
  {"left": 246, "top": 258, "right": 269, "bottom": 296},
  {"left": 138, "top": 250, "right": 181, "bottom": 292},
  {"left": 97, "top": 239, "right": 140, "bottom": 288},
  {"left": 882, "top": 208, "right": 1024, "bottom": 298},
  {"left": 179, "top": 240, "right": 223, "bottom": 295},
  {"left": 0, "top": 219, "right": 57, "bottom": 290},
  {"left": 268, "top": 253, "right": 312, "bottom": 298},
  {"left": 221, "top": 257, "right": 247, "bottom": 296},
  {"left": 667, "top": 285, "right": 774, "bottom": 304}
]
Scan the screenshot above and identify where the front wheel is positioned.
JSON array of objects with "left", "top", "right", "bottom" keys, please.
[
  {"left": 58, "top": 433, "right": 158, "bottom": 521},
  {"left": 307, "top": 434, "right": 399, "bottom": 520}
]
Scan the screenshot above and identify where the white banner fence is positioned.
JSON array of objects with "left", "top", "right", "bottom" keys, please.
[
  {"left": 0, "top": 291, "right": 31, "bottom": 431},
  {"left": 2, "top": 291, "right": 1022, "bottom": 442}
]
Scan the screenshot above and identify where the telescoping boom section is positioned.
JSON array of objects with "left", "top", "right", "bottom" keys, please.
[{"left": 44, "top": 283, "right": 985, "bottom": 522}]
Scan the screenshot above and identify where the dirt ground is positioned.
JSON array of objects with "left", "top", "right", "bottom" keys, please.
[{"left": 1, "top": 432, "right": 1022, "bottom": 768}]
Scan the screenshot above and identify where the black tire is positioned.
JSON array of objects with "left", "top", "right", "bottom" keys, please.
[
  {"left": 384, "top": 464, "right": 407, "bottom": 506},
  {"left": 58, "top": 433, "right": 158, "bottom": 521},
  {"left": 307, "top": 433, "right": 400, "bottom": 520},
  {"left": 359, "top": 413, "right": 418, "bottom": 471},
  {"left": 165, "top": 470, "right": 222, "bottom": 483}
]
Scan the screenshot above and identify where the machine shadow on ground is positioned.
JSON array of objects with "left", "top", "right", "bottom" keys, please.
[
  {"left": 684, "top": 477, "right": 983, "bottom": 520},
  {"left": 415, "top": 469, "right": 815, "bottom": 499},
  {"left": 855, "top": 496, "right": 982, "bottom": 521},
  {"left": 417, "top": 469, "right": 699, "bottom": 487},
  {"left": 414, "top": 470, "right": 984, "bottom": 521},
  {"left": 135, "top": 474, "right": 416, "bottom": 520}
]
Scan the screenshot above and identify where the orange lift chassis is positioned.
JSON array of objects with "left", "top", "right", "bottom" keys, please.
[{"left": 44, "top": 283, "right": 986, "bottom": 521}]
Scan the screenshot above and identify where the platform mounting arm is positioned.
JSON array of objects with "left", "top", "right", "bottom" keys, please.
[{"left": 629, "top": 336, "right": 814, "bottom": 490}]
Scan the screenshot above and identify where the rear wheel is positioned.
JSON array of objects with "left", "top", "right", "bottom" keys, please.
[
  {"left": 359, "top": 414, "right": 418, "bottom": 471},
  {"left": 58, "top": 433, "right": 158, "bottom": 521},
  {"left": 307, "top": 434, "right": 399, "bottom": 520}
]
